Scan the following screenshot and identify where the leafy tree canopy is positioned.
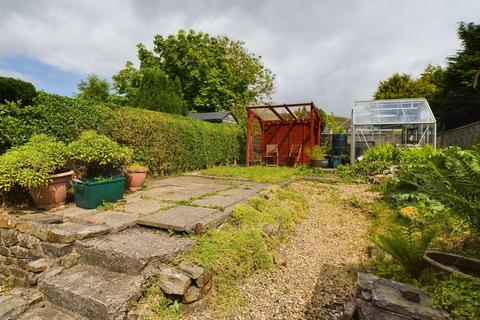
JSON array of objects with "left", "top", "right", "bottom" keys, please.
[
  {"left": 0, "top": 76, "right": 37, "bottom": 106},
  {"left": 113, "top": 29, "right": 275, "bottom": 113},
  {"left": 373, "top": 70, "right": 440, "bottom": 101},
  {"left": 76, "top": 74, "right": 111, "bottom": 102}
]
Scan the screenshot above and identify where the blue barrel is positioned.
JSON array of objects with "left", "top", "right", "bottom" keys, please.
[{"left": 332, "top": 134, "right": 348, "bottom": 155}]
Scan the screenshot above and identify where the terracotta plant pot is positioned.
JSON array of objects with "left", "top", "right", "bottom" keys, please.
[
  {"left": 30, "top": 170, "right": 74, "bottom": 210},
  {"left": 125, "top": 167, "right": 148, "bottom": 192},
  {"left": 310, "top": 159, "right": 323, "bottom": 168}
]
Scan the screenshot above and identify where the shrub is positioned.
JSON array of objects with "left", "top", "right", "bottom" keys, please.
[
  {"left": 101, "top": 107, "right": 241, "bottom": 175},
  {"left": 0, "top": 134, "right": 67, "bottom": 191},
  {"left": 0, "top": 76, "right": 37, "bottom": 106},
  {"left": 67, "top": 131, "right": 132, "bottom": 178}
]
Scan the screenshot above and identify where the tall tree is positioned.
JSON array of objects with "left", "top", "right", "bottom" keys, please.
[
  {"left": 374, "top": 72, "right": 438, "bottom": 100},
  {"left": 113, "top": 29, "right": 275, "bottom": 112},
  {"left": 435, "top": 22, "right": 480, "bottom": 130},
  {"left": 76, "top": 74, "right": 111, "bottom": 102},
  {"left": 133, "top": 67, "right": 187, "bottom": 115}
]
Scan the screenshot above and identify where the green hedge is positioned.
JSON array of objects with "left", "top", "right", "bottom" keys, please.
[{"left": 101, "top": 107, "right": 241, "bottom": 175}]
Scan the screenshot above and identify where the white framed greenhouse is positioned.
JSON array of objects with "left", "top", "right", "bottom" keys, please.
[{"left": 350, "top": 98, "right": 436, "bottom": 163}]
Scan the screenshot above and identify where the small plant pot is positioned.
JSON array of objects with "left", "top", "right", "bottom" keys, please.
[
  {"left": 125, "top": 167, "right": 148, "bottom": 192},
  {"left": 424, "top": 251, "right": 480, "bottom": 278},
  {"left": 321, "top": 158, "right": 330, "bottom": 168},
  {"left": 310, "top": 159, "right": 323, "bottom": 168},
  {"left": 29, "top": 170, "right": 74, "bottom": 210},
  {"left": 73, "top": 175, "right": 125, "bottom": 209}
]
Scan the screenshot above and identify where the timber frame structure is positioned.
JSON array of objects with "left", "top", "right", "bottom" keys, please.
[{"left": 245, "top": 102, "right": 322, "bottom": 166}]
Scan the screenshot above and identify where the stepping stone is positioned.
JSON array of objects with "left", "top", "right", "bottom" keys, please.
[
  {"left": 75, "top": 227, "right": 195, "bottom": 276},
  {"left": 72, "top": 211, "right": 138, "bottom": 233},
  {"left": 46, "top": 222, "right": 110, "bottom": 244},
  {"left": 191, "top": 187, "right": 261, "bottom": 208},
  {"left": 55, "top": 206, "right": 97, "bottom": 220},
  {"left": 137, "top": 205, "right": 227, "bottom": 233},
  {"left": 39, "top": 265, "right": 142, "bottom": 320},
  {"left": 116, "top": 199, "right": 172, "bottom": 215},
  {"left": 17, "top": 302, "right": 87, "bottom": 320}
]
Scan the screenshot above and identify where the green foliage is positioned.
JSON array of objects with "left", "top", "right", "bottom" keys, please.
[
  {"left": 429, "top": 274, "right": 480, "bottom": 320},
  {"left": 0, "top": 76, "right": 37, "bottom": 106},
  {"left": 0, "top": 134, "right": 67, "bottom": 191},
  {"left": 0, "top": 92, "right": 113, "bottom": 152},
  {"left": 202, "top": 165, "right": 323, "bottom": 184},
  {"left": 374, "top": 224, "right": 435, "bottom": 278},
  {"left": 101, "top": 107, "right": 241, "bottom": 175},
  {"left": 114, "top": 29, "right": 275, "bottom": 112},
  {"left": 374, "top": 72, "right": 439, "bottom": 100},
  {"left": 76, "top": 74, "right": 111, "bottom": 102},
  {"left": 307, "top": 145, "right": 325, "bottom": 160},
  {"left": 133, "top": 67, "right": 187, "bottom": 115},
  {"left": 67, "top": 131, "right": 132, "bottom": 178}
]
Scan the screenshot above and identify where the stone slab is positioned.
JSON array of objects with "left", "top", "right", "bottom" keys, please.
[
  {"left": 46, "top": 222, "right": 110, "bottom": 244},
  {"left": 136, "top": 205, "right": 220, "bottom": 233},
  {"left": 72, "top": 211, "right": 138, "bottom": 233},
  {"left": 40, "top": 264, "right": 143, "bottom": 320},
  {"left": 17, "top": 302, "right": 87, "bottom": 320},
  {"left": 0, "top": 295, "right": 27, "bottom": 319},
  {"left": 116, "top": 199, "right": 172, "bottom": 215},
  {"left": 191, "top": 187, "right": 261, "bottom": 208},
  {"left": 54, "top": 206, "right": 97, "bottom": 220},
  {"left": 75, "top": 227, "right": 195, "bottom": 276}
]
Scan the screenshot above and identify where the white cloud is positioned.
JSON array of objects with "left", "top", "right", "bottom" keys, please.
[{"left": 0, "top": 0, "right": 479, "bottom": 116}]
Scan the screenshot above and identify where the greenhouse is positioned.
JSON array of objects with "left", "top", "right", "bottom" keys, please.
[{"left": 351, "top": 98, "right": 436, "bottom": 162}]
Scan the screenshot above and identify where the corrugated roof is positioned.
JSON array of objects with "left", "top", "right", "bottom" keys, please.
[{"left": 188, "top": 111, "right": 231, "bottom": 120}]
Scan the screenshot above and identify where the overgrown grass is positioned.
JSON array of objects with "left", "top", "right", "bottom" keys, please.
[
  {"left": 137, "top": 186, "right": 309, "bottom": 318},
  {"left": 201, "top": 165, "right": 323, "bottom": 183}
]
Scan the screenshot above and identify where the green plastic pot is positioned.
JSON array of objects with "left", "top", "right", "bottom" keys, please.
[{"left": 73, "top": 175, "right": 125, "bottom": 209}]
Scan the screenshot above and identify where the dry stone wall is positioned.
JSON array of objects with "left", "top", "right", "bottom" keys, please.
[{"left": 437, "top": 120, "right": 480, "bottom": 148}]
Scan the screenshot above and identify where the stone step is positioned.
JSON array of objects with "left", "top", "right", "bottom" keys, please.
[
  {"left": 74, "top": 227, "right": 195, "bottom": 276},
  {"left": 39, "top": 265, "right": 143, "bottom": 320},
  {"left": 17, "top": 302, "right": 88, "bottom": 320}
]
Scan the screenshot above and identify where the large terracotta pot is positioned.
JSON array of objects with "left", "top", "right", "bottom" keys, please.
[
  {"left": 125, "top": 167, "right": 148, "bottom": 192},
  {"left": 30, "top": 170, "right": 74, "bottom": 210},
  {"left": 310, "top": 159, "right": 323, "bottom": 168}
]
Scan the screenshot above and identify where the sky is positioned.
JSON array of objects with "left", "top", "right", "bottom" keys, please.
[{"left": 1, "top": 0, "right": 479, "bottom": 117}]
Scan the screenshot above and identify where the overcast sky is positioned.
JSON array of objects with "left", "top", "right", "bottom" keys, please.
[{"left": 1, "top": 0, "right": 479, "bottom": 116}]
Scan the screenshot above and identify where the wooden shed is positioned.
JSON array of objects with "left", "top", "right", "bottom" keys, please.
[{"left": 246, "top": 102, "right": 322, "bottom": 166}]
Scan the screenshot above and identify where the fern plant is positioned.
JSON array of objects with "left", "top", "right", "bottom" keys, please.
[{"left": 375, "top": 225, "right": 435, "bottom": 278}]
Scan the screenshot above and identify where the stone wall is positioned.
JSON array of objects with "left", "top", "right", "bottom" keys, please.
[{"left": 437, "top": 120, "right": 480, "bottom": 148}]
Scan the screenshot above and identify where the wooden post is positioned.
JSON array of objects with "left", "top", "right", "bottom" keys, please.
[
  {"left": 246, "top": 109, "right": 254, "bottom": 166},
  {"left": 309, "top": 104, "right": 314, "bottom": 160}
]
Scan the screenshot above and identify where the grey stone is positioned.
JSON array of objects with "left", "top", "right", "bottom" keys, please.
[
  {"left": 0, "top": 229, "right": 19, "bottom": 246},
  {"left": 60, "top": 253, "right": 80, "bottom": 269},
  {"left": 25, "top": 290, "right": 43, "bottom": 305},
  {"left": 192, "top": 187, "right": 261, "bottom": 208},
  {"left": 119, "top": 199, "right": 171, "bottom": 215},
  {"left": 400, "top": 288, "right": 421, "bottom": 303},
  {"left": 75, "top": 228, "right": 195, "bottom": 276},
  {"left": 182, "top": 285, "right": 202, "bottom": 303},
  {"left": 137, "top": 205, "right": 222, "bottom": 233},
  {"left": 39, "top": 265, "right": 142, "bottom": 320},
  {"left": 182, "top": 298, "right": 208, "bottom": 315},
  {"left": 10, "top": 246, "right": 42, "bottom": 260},
  {"left": 0, "top": 214, "right": 16, "bottom": 229},
  {"left": 17, "top": 214, "right": 63, "bottom": 241},
  {"left": 41, "top": 242, "right": 73, "bottom": 258},
  {"left": 26, "top": 258, "right": 49, "bottom": 273},
  {"left": 17, "top": 302, "right": 87, "bottom": 320},
  {"left": 0, "top": 246, "right": 10, "bottom": 256},
  {"left": 73, "top": 211, "right": 138, "bottom": 233},
  {"left": 178, "top": 261, "right": 204, "bottom": 279},
  {"left": 357, "top": 299, "right": 412, "bottom": 320},
  {"left": 127, "top": 309, "right": 141, "bottom": 320},
  {"left": 46, "top": 222, "right": 109, "bottom": 244},
  {"left": 157, "top": 267, "right": 191, "bottom": 295},
  {"left": 196, "top": 268, "right": 214, "bottom": 288},
  {"left": 18, "top": 233, "right": 44, "bottom": 256},
  {"left": 0, "top": 295, "right": 28, "bottom": 319},
  {"left": 26, "top": 272, "right": 40, "bottom": 286}
]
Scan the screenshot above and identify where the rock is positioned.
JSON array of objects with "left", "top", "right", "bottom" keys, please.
[
  {"left": 128, "top": 309, "right": 142, "bottom": 320},
  {"left": 0, "top": 246, "right": 10, "bottom": 256},
  {"left": 47, "top": 222, "right": 109, "bottom": 244},
  {"left": 274, "top": 252, "right": 287, "bottom": 266},
  {"left": 158, "top": 267, "right": 191, "bottom": 295},
  {"left": 18, "top": 233, "right": 44, "bottom": 256},
  {"left": 0, "top": 229, "right": 19, "bottom": 246},
  {"left": 61, "top": 253, "right": 79, "bottom": 269},
  {"left": 182, "top": 285, "right": 202, "bottom": 303},
  {"left": 262, "top": 222, "right": 283, "bottom": 239},
  {"left": 26, "top": 258, "right": 49, "bottom": 273},
  {"left": 200, "top": 278, "right": 213, "bottom": 295},
  {"left": 0, "top": 295, "right": 28, "bottom": 319},
  {"left": 182, "top": 298, "right": 208, "bottom": 315},
  {"left": 41, "top": 242, "right": 73, "bottom": 258},
  {"left": 17, "top": 214, "right": 62, "bottom": 241},
  {"left": 10, "top": 245, "right": 42, "bottom": 260},
  {"left": 366, "top": 244, "right": 380, "bottom": 258},
  {"left": 400, "top": 288, "right": 421, "bottom": 303},
  {"left": 0, "top": 214, "right": 16, "bottom": 229},
  {"left": 178, "top": 261, "right": 204, "bottom": 279},
  {"left": 25, "top": 290, "right": 43, "bottom": 305},
  {"left": 361, "top": 289, "right": 372, "bottom": 301},
  {"left": 196, "top": 268, "right": 214, "bottom": 288}
]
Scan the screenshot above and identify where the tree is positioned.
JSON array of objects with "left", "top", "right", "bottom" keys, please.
[
  {"left": 0, "top": 76, "right": 36, "bottom": 106},
  {"left": 435, "top": 22, "right": 480, "bottom": 130},
  {"left": 133, "top": 68, "right": 187, "bottom": 115},
  {"left": 113, "top": 29, "right": 275, "bottom": 112},
  {"left": 374, "top": 72, "right": 438, "bottom": 100},
  {"left": 76, "top": 74, "right": 111, "bottom": 102}
]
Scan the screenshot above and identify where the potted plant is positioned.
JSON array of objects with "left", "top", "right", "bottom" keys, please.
[
  {"left": 0, "top": 134, "right": 74, "bottom": 209},
  {"left": 124, "top": 162, "right": 148, "bottom": 192},
  {"left": 67, "top": 131, "right": 133, "bottom": 209},
  {"left": 308, "top": 145, "right": 326, "bottom": 168}
]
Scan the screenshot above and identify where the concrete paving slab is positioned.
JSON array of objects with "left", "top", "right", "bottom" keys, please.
[
  {"left": 72, "top": 211, "right": 138, "bottom": 233},
  {"left": 46, "top": 222, "right": 110, "bottom": 243},
  {"left": 17, "top": 302, "right": 87, "bottom": 320},
  {"left": 137, "top": 205, "right": 220, "bottom": 233},
  {"left": 75, "top": 227, "right": 195, "bottom": 276},
  {"left": 116, "top": 199, "right": 172, "bottom": 215},
  {"left": 191, "top": 187, "right": 262, "bottom": 208}
]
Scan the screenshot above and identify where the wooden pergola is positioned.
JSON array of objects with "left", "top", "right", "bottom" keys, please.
[{"left": 246, "top": 102, "right": 322, "bottom": 166}]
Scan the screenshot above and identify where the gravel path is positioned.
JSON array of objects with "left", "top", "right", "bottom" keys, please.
[{"left": 234, "top": 180, "right": 377, "bottom": 320}]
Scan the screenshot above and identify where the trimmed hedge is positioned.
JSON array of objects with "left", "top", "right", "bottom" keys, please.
[{"left": 101, "top": 107, "right": 241, "bottom": 175}]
